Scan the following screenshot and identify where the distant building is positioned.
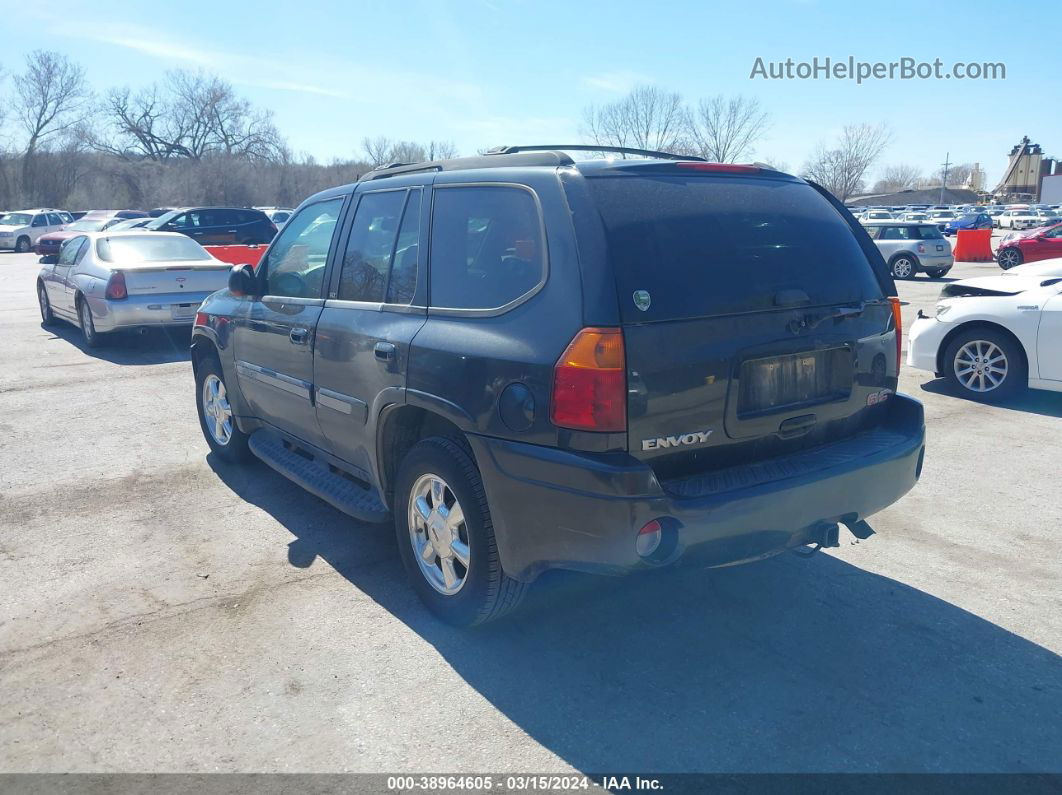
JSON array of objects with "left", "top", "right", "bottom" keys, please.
[
  {"left": 847, "top": 187, "right": 979, "bottom": 207},
  {"left": 993, "top": 137, "right": 1057, "bottom": 202}
]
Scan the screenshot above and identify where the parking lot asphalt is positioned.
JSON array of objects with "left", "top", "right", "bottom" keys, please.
[{"left": 1, "top": 248, "right": 1060, "bottom": 774}]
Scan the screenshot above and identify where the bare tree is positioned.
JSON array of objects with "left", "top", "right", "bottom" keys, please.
[
  {"left": 13, "top": 51, "right": 90, "bottom": 189},
  {"left": 871, "top": 163, "right": 923, "bottom": 193},
  {"left": 85, "top": 71, "right": 283, "bottom": 164},
  {"left": 582, "top": 85, "right": 689, "bottom": 154},
  {"left": 362, "top": 136, "right": 394, "bottom": 167},
  {"left": 686, "top": 95, "right": 769, "bottom": 163},
  {"left": 361, "top": 137, "right": 458, "bottom": 167},
  {"left": 801, "top": 123, "right": 892, "bottom": 201}
]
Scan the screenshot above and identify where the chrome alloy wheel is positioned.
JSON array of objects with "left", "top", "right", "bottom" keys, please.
[
  {"left": 408, "top": 473, "right": 470, "bottom": 596},
  {"left": 953, "top": 340, "right": 1008, "bottom": 393},
  {"left": 202, "top": 374, "right": 234, "bottom": 445},
  {"left": 892, "top": 257, "right": 914, "bottom": 279}
]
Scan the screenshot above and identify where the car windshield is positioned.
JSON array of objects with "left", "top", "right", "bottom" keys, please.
[
  {"left": 144, "top": 211, "right": 181, "bottom": 229},
  {"left": 2, "top": 213, "right": 33, "bottom": 226},
  {"left": 959, "top": 215, "right": 978, "bottom": 223},
  {"left": 65, "top": 218, "right": 111, "bottom": 232},
  {"left": 96, "top": 234, "right": 212, "bottom": 262}
]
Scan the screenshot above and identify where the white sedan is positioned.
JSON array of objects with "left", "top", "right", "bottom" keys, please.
[
  {"left": 36, "top": 231, "right": 233, "bottom": 347},
  {"left": 907, "top": 269, "right": 1062, "bottom": 399}
]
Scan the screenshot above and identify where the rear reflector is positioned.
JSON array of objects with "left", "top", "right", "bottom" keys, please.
[
  {"left": 889, "top": 296, "right": 903, "bottom": 370},
  {"left": 551, "top": 327, "right": 626, "bottom": 433},
  {"left": 636, "top": 519, "right": 663, "bottom": 558},
  {"left": 675, "top": 162, "right": 760, "bottom": 174}
]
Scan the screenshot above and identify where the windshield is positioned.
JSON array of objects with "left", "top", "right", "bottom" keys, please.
[
  {"left": 586, "top": 174, "right": 882, "bottom": 322},
  {"left": 958, "top": 215, "right": 978, "bottom": 223},
  {"left": 96, "top": 234, "right": 211, "bottom": 263},
  {"left": 65, "top": 218, "right": 111, "bottom": 232},
  {"left": 2, "top": 213, "right": 33, "bottom": 226},
  {"left": 145, "top": 211, "right": 181, "bottom": 229}
]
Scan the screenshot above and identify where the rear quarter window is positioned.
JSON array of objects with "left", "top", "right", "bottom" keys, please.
[{"left": 586, "top": 175, "right": 884, "bottom": 322}]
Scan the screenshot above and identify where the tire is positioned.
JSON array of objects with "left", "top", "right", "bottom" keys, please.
[
  {"left": 15, "top": 236, "right": 30, "bottom": 254},
  {"left": 38, "top": 282, "right": 55, "bottom": 325},
  {"left": 195, "top": 355, "right": 251, "bottom": 463},
  {"left": 394, "top": 436, "right": 528, "bottom": 626},
  {"left": 890, "top": 255, "right": 916, "bottom": 280},
  {"left": 943, "top": 328, "right": 1026, "bottom": 401},
  {"left": 926, "top": 268, "right": 950, "bottom": 279},
  {"left": 77, "top": 296, "right": 104, "bottom": 348},
  {"left": 997, "top": 248, "right": 1023, "bottom": 270}
]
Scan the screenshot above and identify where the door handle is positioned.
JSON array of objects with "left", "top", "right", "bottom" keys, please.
[
  {"left": 289, "top": 327, "right": 310, "bottom": 345},
  {"left": 374, "top": 342, "right": 396, "bottom": 361}
]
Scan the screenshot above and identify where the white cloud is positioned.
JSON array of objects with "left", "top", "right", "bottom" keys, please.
[{"left": 581, "top": 70, "right": 651, "bottom": 94}]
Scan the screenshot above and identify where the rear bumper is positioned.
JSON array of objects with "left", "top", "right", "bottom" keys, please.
[
  {"left": 86, "top": 291, "right": 213, "bottom": 332},
  {"left": 469, "top": 395, "right": 926, "bottom": 582},
  {"left": 916, "top": 253, "right": 953, "bottom": 270}
]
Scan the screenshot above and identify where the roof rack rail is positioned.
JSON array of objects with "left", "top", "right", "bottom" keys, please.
[
  {"left": 485, "top": 144, "right": 706, "bottom": 162},
  {"left": 359, "top": 150, "right": 576, "bottom": 181}
]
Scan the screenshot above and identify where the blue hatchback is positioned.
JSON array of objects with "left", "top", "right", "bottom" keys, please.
[{"left": 944, "top": 212, "right": 993, "bottom": 236}]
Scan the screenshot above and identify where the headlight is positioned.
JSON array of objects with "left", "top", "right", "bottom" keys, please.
[{"left": 0, "top": 231, "right": 13, "bottom": 238}]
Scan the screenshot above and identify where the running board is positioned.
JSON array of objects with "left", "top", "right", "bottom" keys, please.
[{"left": 248, "top": 431, "right": 389, "bottom": 524}]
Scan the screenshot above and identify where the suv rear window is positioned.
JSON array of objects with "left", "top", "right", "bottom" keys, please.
[{"left": 587, "top": 175, "right": 883, "bottom": 322}]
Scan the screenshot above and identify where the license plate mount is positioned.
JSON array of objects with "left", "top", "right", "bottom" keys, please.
[{"left": 738, "top": 348, "right": 853, "bottom": 417}]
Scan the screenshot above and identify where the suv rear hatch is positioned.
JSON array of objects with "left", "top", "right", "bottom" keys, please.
[{"left": 583, "top": 167, "right": 897, "bottom": 482}]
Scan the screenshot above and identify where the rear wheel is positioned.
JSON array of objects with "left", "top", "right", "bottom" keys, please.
[
  {"left": 926, "top": 268, "right": 949, "bottom": 279},
  {"left": 196, "top": 356, "right": 251, "bottom": 463},
  {"left": 15, "top": 236, "right": 30, "bottom": 254},
  {"left": 890, "top": 255, "right": 916, "bottom": 280},
  {"left": 394, "top": 436, "right": 527, "bottom": 626},
  {"left": 38, "top": 283, "right": 55, "bottom": 325},
  {"left": 77, "top": 297, "right": 103, "bottom": 347},
  {"left": 944, "top": 328, "right": 1025, "bottom": 401},
  {"left": 997, "top": 248, "right": 1022, "bottom": 269}
]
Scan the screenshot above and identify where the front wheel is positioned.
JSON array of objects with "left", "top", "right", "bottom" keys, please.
[
  {"left": 38, "top": 283, "right": 55, "bottom": 325},
  {"left": 890, "top": 255, "right": 916, "bottom": 280},
  {"left": 196, "top": 356, "right": 251, "bottom": 462},
  {"left": 394, "top": 436, "right": 528, "bottom": 626},
  {"left": 15, "top": 237, "right": 31, "bottom": 254},
  {"left": 997, "top": 248, "right": 1022, "bottom": 270},
  {"left": 944, "top": 329, "right": 1026, "bottom": 401}
]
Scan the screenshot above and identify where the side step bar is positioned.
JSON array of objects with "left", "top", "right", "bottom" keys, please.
[{"left": 248, "top": 430, "right": 389, "bottom": 524}]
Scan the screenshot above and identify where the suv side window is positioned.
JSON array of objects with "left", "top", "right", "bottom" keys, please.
[
  {"left": 428, "top": 185, "right": 545, "bottom": 311},
  {"left": 388, "top": 189, "right": 421, "bottom": 305},
  {"left": 337, "top": 191, "right": 406, "bottom": 302},
  {"left": 32, "top": 214, "right": 47, "bottom": 227},
  {"left": 262, "top": 197, "right": 345, "bottom": 299},
  {"left": 47, "top": 213, "right": 63, "bottom": 226}
]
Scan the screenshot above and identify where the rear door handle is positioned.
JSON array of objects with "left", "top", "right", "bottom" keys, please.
[
  {"left": 374, "top": 342, "right": 396, "bottom": 361},
  {"left": 289, "top": 327, "right": 309, "bottom": 345}
]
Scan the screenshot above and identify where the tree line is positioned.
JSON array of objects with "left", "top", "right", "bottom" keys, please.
[{"left": 0, "top": 50, "right": 943, "bottom": 211}]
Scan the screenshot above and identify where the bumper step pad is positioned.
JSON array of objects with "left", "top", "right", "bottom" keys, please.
[{"left": 249, "top": 431, "right": 389, "bottom": 523}]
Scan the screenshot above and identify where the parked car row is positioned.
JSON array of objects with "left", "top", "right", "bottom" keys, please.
[{"left": 2, "top": 205, "right": 289, "bottom": 256}]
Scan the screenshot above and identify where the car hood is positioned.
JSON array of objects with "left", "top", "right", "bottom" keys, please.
[
  {"left": 38, "top": 230, "right": 78, "bottom": 242},
  {"left": 940, "top": 274, "right": 1059, "bottom": 298},
  {"left": 1007, "top": 258, "right": 1062, "bottom": 278}
]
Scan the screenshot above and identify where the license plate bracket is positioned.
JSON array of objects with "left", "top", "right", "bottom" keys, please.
[{"left": 738, "top": 348, "right": 853, "bottom": 417}]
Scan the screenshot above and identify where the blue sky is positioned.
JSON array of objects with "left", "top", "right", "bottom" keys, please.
[{"left": 3, "top": 0, "right": 1054, "bottom": 187}]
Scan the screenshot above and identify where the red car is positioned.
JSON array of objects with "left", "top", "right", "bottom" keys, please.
[
  {"left": 996, "top": 222, "right": 1062, "bottom": 269},
  {"left": 34, "top": 210, "right": 147, "bottom": 260}
]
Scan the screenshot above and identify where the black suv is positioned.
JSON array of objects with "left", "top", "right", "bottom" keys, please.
[
  {"left": 191, "top": 146, "right": 925, "bottom": 626},
  {"left": 147, "top": 207, "right": 277, "bottom": 245}
]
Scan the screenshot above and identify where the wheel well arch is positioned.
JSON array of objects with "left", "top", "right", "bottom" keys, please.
[
  {"left": 190, "top": 335, "right": 220, "bottom": 375},
  {"left": 935, "top": 320, "right": 1030, "bottom": 375},
  {"left": 888, "top": 251, "right": 918, "bottom": 263},
  {"left": 376, "top": 405, "right": 468, "bottom": 509}
]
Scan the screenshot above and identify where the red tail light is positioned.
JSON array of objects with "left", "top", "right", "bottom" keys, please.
[
  {"left": 105, "top": 271, "right": 127, "bottom": 300},
  {"left": 551, "top": 327, "right": 626, "bottom": 433},
  {"left": 194, "top": 311, "right": 209, "bottom": 327},
  {"left": 889, "top": 296, "right": 902, "bottom": 369},
  {"left": 675, "top": 162, "right": 760, "bottom": 174}
]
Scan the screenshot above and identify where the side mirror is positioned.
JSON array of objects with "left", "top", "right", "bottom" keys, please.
[{"left": 228, "top": 264, "right": 259, "bottom": 297}]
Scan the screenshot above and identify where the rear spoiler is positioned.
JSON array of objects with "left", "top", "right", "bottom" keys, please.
[{"left": 804, "top": 179, "right": 897, "bottom": 298}]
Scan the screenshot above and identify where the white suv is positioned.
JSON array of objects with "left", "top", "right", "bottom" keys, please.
[{"left": 0, "top": 209, "right": 71, "bottom": 253}]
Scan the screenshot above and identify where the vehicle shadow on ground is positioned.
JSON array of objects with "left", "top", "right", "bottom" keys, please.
[
  {"left": 44, "top": 321, "right": 191, "bottom": 365},
  {"left": 919, "top": 379, "right": 1062, "bottom": 419},
  {"left": 209, "top": 455, "right": 1062, "bottom": 773}
]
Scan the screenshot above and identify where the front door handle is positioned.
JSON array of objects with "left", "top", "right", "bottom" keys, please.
[
  {"left": 374, "top": 341, "right": 396, "bottom": 361},
  {"left": 289, "top": 327, "right": 309, "bottom": 345}
]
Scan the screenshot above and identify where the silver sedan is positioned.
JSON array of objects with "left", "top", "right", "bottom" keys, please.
[{"left": 36, "top": 231, "right": 233, "bottom": 347}]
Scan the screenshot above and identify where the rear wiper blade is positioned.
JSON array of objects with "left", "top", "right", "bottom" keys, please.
[{"left": 802, "top": 303, "right": 868, "bottom": 330}]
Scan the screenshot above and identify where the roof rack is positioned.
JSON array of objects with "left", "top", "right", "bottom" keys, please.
[
  {"left": 360, "top": 150, "right": 575, "bottom": 181},
  {"left": 485, "top": 144, "right": 706, "bottom": 162}
]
